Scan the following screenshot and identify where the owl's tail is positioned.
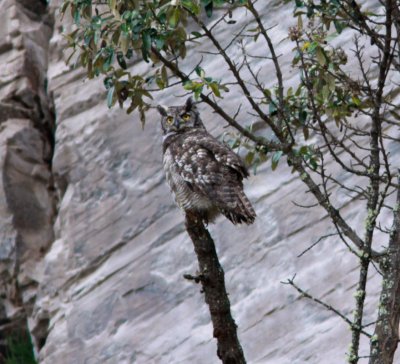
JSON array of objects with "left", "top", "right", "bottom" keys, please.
[{"left": 223, "top": 190, "right": 256, "bottom": 225}]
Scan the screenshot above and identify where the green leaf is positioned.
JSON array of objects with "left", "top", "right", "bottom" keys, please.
[
  {"left": 182, "top": 0, "right": 201, "bottom": 15},
  {"left": 209, "top": 82, "right": 221, "bottom": 97},
  {"left": 327, "top": 74, "right": 336, "bottom": 91},
  {"left": 73, "top": 7, "right": 81, "bottom": 24},
  {"left": 299, "top": 146, "right": 308, "bottom": 155},
  {"left": 156, "top": 77, "right": 165, "bottom": 89},
  {"left": 103, "top": 76, "right": 113, "bottom": 90},
  {"left": 316, "top": 47, "right": 327, "bottom": 66},
  {"left": 141, "top": 30, "right": 151, "bottom": 62},
  {"left": 103, "top": 49, "right": 114, "bottom": 71},
  {"left": 322, "top": 85, "right": 330, "bottom": 101},
  {"left": 195, "top": 66, "right": 205, "bottom": 77},
  {"left": 205, "top": 2, "right": 213, "bottom": 17},
  {"left": 308, "top": 41, "right": 318, "bottom": 53},
  {"left": 191, "top": 31, "right": 202, "bottom": 38},
  {"left": 269, "top": 101, "right": 278, "bottom": 115},
  {"left": 297, "top": 14, "right": 303, "bottom": 30},
  {"left": 263, "top": 88, "right": 272, "bottom": 99},
  {"left": 117, "top": 52, "right": 127, "bottom": 69},
  {"left": 309, "top": 157, "right": 318, "bottom": 170},
  {"left": 107, "top": 86, "right": 116, "bottom": 108},
  {"left": 299, "top": 109, "right": 307, "bottom": 123},
  {"left": 271, "top": 151, "right": 283, "bottom": 171},
  {"left": 154, "top": 36, "right": 165, "bottom": 50},
  {"left": 245, "top": 151, "right": 255, "bottom": 166},
  {"left": 119, "top": 32, "right": 130, "bottom": 55},
  {"left": 183, "top": 80, "right": 194, "bottom": 90},
  {"left": 127, "top": 98, "right": 138, "bottom": 114},
  {"left": 333, "top": 20, "right": 346, "bottom": 34},
  {"left": 82, "top": 5, "right": 91, "bottom": 19},
  {"left": 352, "top": 95, "right": 361, "bottom": 106},
  {"left": 111, "top": 28, "right": 121, "bottom": 46},
  {"left": 141, "top": 89, "right": 153, "bottom": 99},
  {"left": 169, "top": 7, "right": 180, "bottom": 28}
]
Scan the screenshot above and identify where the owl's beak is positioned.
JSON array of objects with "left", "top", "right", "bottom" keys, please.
[{"left": 174, "top": 119, "right": 180, "bottom": 129}]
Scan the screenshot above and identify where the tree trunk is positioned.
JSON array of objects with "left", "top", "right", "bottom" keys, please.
[
  {"left": 185, "top": 212, "right": 246, "bottom": 364},
  {"left": 369, "top": 175, "right": 400, "bottom": 364}
]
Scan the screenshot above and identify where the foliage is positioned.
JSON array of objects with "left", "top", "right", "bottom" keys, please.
[
  {"left": 59, "top": 0, "right": 375, "bottom": 172},
  {"left": 61, "top": 0, "right": 245, "bottom": 124}
]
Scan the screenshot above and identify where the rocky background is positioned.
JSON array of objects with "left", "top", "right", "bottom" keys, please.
[{"left": 0, "top": 0, "right": 399, "bottom": 363}]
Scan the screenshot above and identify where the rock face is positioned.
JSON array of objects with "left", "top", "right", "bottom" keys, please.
[
  {"left": 0, "top": 0, "right": 55, "bottom": 358},
  {"left": 1, "top": 1, "right": 399, "bottom": 364}
]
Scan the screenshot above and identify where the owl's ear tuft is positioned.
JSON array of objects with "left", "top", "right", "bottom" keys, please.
[
  {"left": 157, "top": 105, "right": 168, "bottom": 116},
  {"left": 185, "top": 97, "right": 194, "bottom": 111}
]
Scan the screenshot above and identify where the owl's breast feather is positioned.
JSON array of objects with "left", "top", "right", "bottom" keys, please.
[{"left": 163, "top": 138, "right": 215, "bottom": 212}]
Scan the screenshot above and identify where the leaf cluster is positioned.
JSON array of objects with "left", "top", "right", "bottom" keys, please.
[
  {"left": 183, "top": 66, "right": 229, "bottom": 99},
  {"left": 61, "top": 0, "right": 245, "bottom": 124},
  {"left": 60, "top": 0, "right": 390, "bottom": 175}
]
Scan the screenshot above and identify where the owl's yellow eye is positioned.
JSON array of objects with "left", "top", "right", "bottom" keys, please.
[
  {"left": 166, "top": 116, "right": 174, "bottom": 125},
  {"left": 182, "top": 113, "right": 191, "bottom": 121}
]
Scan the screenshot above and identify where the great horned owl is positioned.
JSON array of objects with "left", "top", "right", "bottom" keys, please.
[{"left": 158, "top": 97, "right": 256, "bottom": 225}]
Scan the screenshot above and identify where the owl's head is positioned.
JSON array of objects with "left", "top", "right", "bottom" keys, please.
[{"left": 157, "top": 97, "right": 205, "bottom": 135}]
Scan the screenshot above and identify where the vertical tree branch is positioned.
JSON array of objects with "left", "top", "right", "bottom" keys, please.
[
  {"left": 185, "top": 212, "right": 246, "bottom": 364},
  {"left": 363, "top": 5, "right": 396, "bottom": 362},
  {"left": 246, "top": 1, "right": 284, "bottom": 110},
  {"left": 349, "top": 257, "right": 370, "bottom": 364},
  {"left": 369, "top": 174, "right": 400, "bottom": 364}
]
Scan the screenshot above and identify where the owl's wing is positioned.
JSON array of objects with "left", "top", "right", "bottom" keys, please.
[
  {"left": 194, "top": 132, "right": 249, "bottom": 179},
  {"left": 171, "top": 131, "right": 248, "bottom": 207},
  {"left": 166, "top": 130, "right": 255, "bottom": 223}
]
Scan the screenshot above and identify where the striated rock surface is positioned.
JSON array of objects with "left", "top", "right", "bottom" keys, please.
[
  {"left": 0, "top": 1, "right": 399, "bottom": 364},
  {"left": 0, "top": 0, "right": 55, "bottom": 358}
]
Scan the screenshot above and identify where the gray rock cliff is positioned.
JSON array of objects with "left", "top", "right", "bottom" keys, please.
[{"left": 0, "top": 0, "right": 55, "bottom": 357}]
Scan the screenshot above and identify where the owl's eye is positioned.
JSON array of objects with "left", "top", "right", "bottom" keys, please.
[
  {"left": 182, "top": 113, "right": 191, "bottom": 121},
  {"left": 166, "top": 116, "right": 174, "bottom": 125}
]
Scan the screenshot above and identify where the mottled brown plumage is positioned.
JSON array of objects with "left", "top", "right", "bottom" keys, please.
[{"left": 158, "top": 98, "right": 256, "bottom": 225}]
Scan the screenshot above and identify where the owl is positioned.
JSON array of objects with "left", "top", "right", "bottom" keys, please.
[{"left": 157, "top": 97, "right": 256, "bottom": 225}]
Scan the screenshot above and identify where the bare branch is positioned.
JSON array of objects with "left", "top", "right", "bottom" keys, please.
[
  {"left": 297, "top": 232, "right": 338, "bottom": 258},
  {"left": 283, "top": 276, "right": 372, "bottom": 339}
]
